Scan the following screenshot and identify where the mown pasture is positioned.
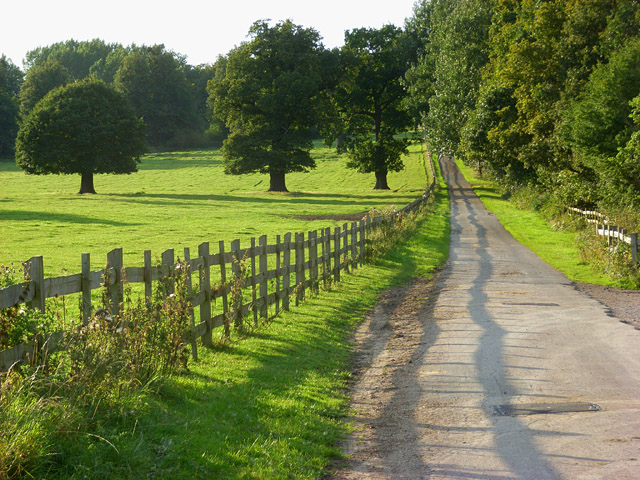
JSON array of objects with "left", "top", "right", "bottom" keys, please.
[{"left": 0, "top": 141, "right": 429, "bottom": 277}]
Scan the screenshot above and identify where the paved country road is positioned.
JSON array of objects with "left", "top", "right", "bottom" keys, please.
[{"left": 330, "top": 157, "right": 640, "bottom": 480}]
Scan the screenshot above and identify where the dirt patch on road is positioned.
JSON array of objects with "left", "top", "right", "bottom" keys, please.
[
  {"left": 327, "top": 274, "right": 441, "bottom": 479},
  {"left": 575, "top": 282, "right": 640, "bottom": 330}
]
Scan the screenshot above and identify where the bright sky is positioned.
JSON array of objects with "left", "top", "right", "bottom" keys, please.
[{"left": 2, "top": 0, "right": 418, "bottom": 68}]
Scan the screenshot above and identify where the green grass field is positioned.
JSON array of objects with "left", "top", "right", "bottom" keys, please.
[
  {"left": 0, "top": 141, "right": 429, "bottom": 277},
  {"left": 60, "top": 192, "right": 449, "bottom": 479}
]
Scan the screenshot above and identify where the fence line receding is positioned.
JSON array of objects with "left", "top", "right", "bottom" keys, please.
[{"left": 1, "top": 161, "right": 436, "bottom": 372}]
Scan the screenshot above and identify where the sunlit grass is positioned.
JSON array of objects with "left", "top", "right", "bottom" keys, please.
[
  {"left": 0, "top": 141, "right": 429, "bottom": 277},
  {"left": 1, "top": 161, "right": 450, "bottom": 479}
]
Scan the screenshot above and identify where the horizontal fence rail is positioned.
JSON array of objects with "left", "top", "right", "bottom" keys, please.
[
  {"left": 566, "top": 206, "right": 638, "bottom": 264},
  {"left": 1, "top": 159, "right": 437, "bottom": 372}
]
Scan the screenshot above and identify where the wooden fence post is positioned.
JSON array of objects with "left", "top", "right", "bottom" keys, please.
[
  {"left": 325, "top": 227, "right": 332, "bottom": 286},
  {"left": 295, "top": 232, "right": 305, "bottom": 305},
  {"left": 334, "top": 227, "right": 341, "bottom": 283},
  {"left": 183, "top": 247, "right": 197, "bottom": 361},
  {"left": 259, "top": 235, "right": 268, "bottom": 320},
  {"left": 321, "top": 228, "right": 327, "bottom": 287},
  {"left": 309, "top": 230, "right": 318, "bottom": 293},
  {"left": 276, "top": 234, "right": 281, "bottom": 315},
  {"left": 81, "top": 253, "right": 91, "bottom": 325},
  {"left": 631, "top": 233, "right": 638, "bottom": 265},
  {"left": 283, "top": 232, "right": 291, "bottom": 311},
  {"left": 250, "top": 237, "right": 258, "bottom": 326},
  {"left": 198, "top": 242, "right": 213, "bottom": 348},
  {"left": 106, "top": 248, "right": 123, "bottom": 316},
  {"left": 359, "top": 220, "right": 365, "bottom": 266},
  {"left": 342, "top": 224, "right": 349, "bottom": 274},
  {"left": 230, "top": 239, "right": 242, "bottom": 329},
  {"left": 144, "top": 250, "right": 153, "bottom": 301},
  {"left": 219, "top": 240, "right": 230, "bottom": 337},
  {"left": 351, "top": 222, "right": 358, "bottom": 270},
  {"left": 25, "top": 256, "right": 45, "bottom": 313},
  {"left": 161, "top": 249, "right": 175, "bottom": 297}
]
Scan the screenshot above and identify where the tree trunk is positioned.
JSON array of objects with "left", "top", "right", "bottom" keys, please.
[
  {"left": 373, "top": 171, "right": 390, "bottom": 190},
  {"left": 268, "top": 171, "right": 288, "bottom": 192},
  {"left": 79, "top": 172, "right": 96, "bottom": 194}
]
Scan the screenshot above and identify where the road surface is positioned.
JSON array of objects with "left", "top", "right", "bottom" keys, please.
[{"left": 331, "top": 157, "right": 640, "bottom": 480}]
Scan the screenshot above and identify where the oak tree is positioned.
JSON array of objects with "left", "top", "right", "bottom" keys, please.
[
  {"left": 332, "top": 25, "right": 415, "bottom": 190},
  {"left": 211, "top": 20, "right": 326, "bottom": 192},
  {"left": 16, "top": 79, "right": 146, "bottom": 194}
]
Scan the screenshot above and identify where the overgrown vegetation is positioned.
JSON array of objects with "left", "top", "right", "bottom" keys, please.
[
  {"left": 1, "top": 264, "right": 194, "bottom": 478},
  {"left": 0, "top": 263, "right": 62, "bottom": 350}
]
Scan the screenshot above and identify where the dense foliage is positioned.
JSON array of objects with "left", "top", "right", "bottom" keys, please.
[
  {"left": 0, "top": 56, "right": 23, "bottom": 156},
  {"left": 210, "top": 20, "right": 327, "bottom": 192},
  {"left": 114, "top": 45, "right": 201, "bottom": 149},
  {"left": 404, "top": 0, "right": 640, "bottom": 226},
  {"left": 5, "top": 39, "right": 215, "bottom": 151},
  {"left": 19, "top": 60, "right": 71, "bottom": 117},
  {"left": 15, "top": 79, "right": 146, "bottom": 194},
  {"left": 331, "top": 25, "right": 416, "bottom": 190},
  {"left": 4, "top": 3, "right": 639, "bottom": 208}
]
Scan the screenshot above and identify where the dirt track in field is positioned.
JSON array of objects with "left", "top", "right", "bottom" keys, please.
[{"left": 328, "top": 157, "right": 640, "bottom": 480}]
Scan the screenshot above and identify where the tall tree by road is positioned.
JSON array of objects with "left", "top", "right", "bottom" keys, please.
[{"left": 332, "top": 25, "right": 415, "bottom": 190}]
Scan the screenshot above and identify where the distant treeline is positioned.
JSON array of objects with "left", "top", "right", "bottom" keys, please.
[
  {"left": 0, "top": 39, "right": 226, "bottom": 152},
  {"left": 404, "top": 0, "right": 640, "bottom": 223}
]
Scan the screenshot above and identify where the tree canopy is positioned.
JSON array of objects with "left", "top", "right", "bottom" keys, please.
[
  {"left": 114, "top": 45, "right": 200, "bottom": 149},
  {"left": 13, "top": 40, "right": 215, "bottom": 150},
  {"left": 24, "top": 39, "right": 119, "bottom": 81},
  {"left": 404, "top": 0, "right": 640, "bottom": 221},
  {"left": 0, "top": 56, "right": 23, "bottom": 156},
  {"left": 15, "top": 79, "right": 146, "bottom": 194},
  {"left": 19, "top": 60, "right": 71, "bottom": 117},
  {"left": 210, "top": 20, "right": 327, "bottom": 192},
  {"left": 332, "top": 25, "right": 416, "bottom": 190}
]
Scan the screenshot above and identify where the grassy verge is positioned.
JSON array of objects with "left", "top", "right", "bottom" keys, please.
[
  {"left": 1, "top": 163, "right": 450, "bottom": 479},
  {"left": 455, "top": 160, "right": 618, "bottom": 286}
]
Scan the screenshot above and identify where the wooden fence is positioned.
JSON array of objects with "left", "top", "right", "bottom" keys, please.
[
  {"left": 0, "top": 171, "right": 436, "bottom": 372},
  {"left": 567, "top": 207, "right": 638, "bottom": 264}
]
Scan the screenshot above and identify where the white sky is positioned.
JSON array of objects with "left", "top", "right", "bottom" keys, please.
[{"left": 2, "top": 0, "right": 418, "bottom": 68}]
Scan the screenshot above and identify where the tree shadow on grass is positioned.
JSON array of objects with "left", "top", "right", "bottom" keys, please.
[
  {"left": 47, "top": 200, "right": 447, "bottom": 479},
  {"left": 0, "top": 209, "right": 135, "bottom": 226},
  {"left": 105, "top": 191, "right": 415, "bottom": 209},
  {"left": 92, "top": 292, "right": 372, "bottom": 478}
]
